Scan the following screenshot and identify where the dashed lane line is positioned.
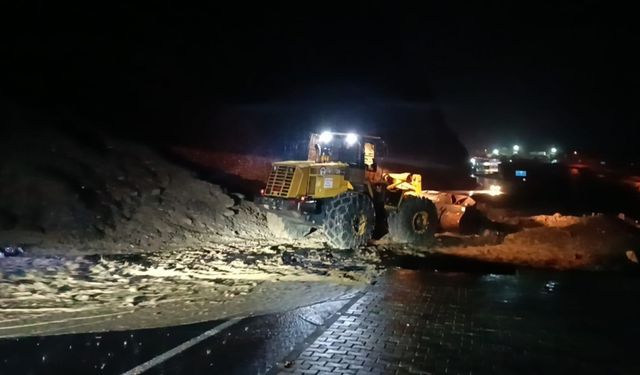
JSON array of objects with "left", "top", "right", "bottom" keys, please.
[{"left": 121, "top": 317, "right": 242, "bottom": 375}]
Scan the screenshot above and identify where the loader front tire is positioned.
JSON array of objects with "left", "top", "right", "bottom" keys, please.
[
  {"left": 388, "top": 196, "right": 438, "bottom": 246},
  {"left": 323, "top": 192, "right": 375, "bottom": 249}
]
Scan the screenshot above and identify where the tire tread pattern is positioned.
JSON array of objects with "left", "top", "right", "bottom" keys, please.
[
  {"left": 323, "top": 192, "right": 375, "bottom": 249},
  {"left": 388, "top": 196, "right": 438, "bottom": 246}
]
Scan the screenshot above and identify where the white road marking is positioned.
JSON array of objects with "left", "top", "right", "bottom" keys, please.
[{"left": 121, "top": 317, "right": 242, "bottom": 375}]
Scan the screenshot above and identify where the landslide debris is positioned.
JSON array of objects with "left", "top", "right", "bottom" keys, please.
[
  {"left": 0, "top": 127, "right": 273, "bottom": 255},
  {"left": 434, "top": 213, "right": 640, "bottom": 269}
]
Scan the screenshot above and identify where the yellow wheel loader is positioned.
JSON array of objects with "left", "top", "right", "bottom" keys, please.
[{"left": 256, "top": 131, "right": 477, "bottom": 249}]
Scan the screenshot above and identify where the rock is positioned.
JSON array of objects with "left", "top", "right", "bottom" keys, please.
[
  {"left": 2, "top": 246, "right": 25, "bottom": 257},
  {"left": 231, "top": 192, "right": 245, "bottom": 200},
  {"left": 626, "top": 250, "right": 638, "bottom": 264},
  {"left": 151, "top": 188, "right": 162, "bottom": 196}
]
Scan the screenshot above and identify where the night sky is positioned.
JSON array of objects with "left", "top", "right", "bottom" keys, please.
[{"left": 3, "top": 2, "right": 639, "bottom": 160}]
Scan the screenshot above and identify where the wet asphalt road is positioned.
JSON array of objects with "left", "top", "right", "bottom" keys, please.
[
  {"left": 0, "top": 297, "right": 352, "bottom": 375},
  {"left": 2, "top": 263, "right": 639, "bottom": 375},
  {"left": 277, "top": 268, "right": 640, "bottom": 374}
]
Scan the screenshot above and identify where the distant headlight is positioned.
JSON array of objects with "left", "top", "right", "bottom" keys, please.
[{"left": 489, "top": 184, "right": 502, "bottom": 196}]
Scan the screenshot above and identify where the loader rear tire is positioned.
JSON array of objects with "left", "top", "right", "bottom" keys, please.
[
  {"left": 388, "top": 196, "right": 438, "bottom": 246},
  {"left": 323, "top": 192, "right": 375, "bottom": 249},
  {"left": 266, "top": 213, "right": 311, "bottom": 240}
]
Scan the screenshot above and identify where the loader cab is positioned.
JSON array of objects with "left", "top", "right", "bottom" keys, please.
[{"left": 308, "top": 131, "right": 384, "bottom": 172}]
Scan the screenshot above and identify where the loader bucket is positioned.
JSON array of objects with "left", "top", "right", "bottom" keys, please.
[
  {"left": 421, "top": 191, "right": 480, "bottom": 233},
  {"left": 438, "top": 204, "right": 467, "bottom": 232}
]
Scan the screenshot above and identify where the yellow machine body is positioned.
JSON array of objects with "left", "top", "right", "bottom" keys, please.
[{"left": 263, "top": 160, "right": 353, "bottom": 199}]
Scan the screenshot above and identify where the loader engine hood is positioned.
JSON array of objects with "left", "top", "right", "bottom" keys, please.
[{"left": 263, "top": 161, "right": 351, "bottom": 199}]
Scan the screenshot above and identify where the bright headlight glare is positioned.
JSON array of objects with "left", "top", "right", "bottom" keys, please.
[
  {"left": 345, "top": 133, "right": 358, "bottom": 146},
  {"left": 489, "top": 184, "right": 502, "bottom": 196},
  {"left": 319, "top": 131, "right": 333, "bottom": 143}
]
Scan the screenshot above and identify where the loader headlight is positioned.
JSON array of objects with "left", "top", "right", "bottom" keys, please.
[
  {"left": 345, "top": 133, "right": 358, "bottom": 146},
  {"left": 319, "top": 131, "right": 333, "bottom": 143}
]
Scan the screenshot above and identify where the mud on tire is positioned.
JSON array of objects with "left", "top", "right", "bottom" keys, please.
[
  {"left": 265, "top": 213, "right": 311, "bottom": 240},
  {"left": 323, "top": 192, "right": 375, "bottom": 249},
  {"left": 388, "top": 196, "right": 438, "bottom": 246}
]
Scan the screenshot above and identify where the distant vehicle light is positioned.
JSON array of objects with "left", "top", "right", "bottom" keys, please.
[
  {"left": 345, "top": 133, "right": 358, "bottom": 146},
  {"left": 513, "top": 145, "right": 520, "bottom": 152},
  {"left": 470, "top": 158, "right": 476, "bottom": 165},
  {"left": 319, "top": 131, "right": 333, "bottom": 143},
  {"left": 550, "top": 147, "right": 557, "bottom": 154},
  {"left": 489, "top": 184, "right": 502, "bottom": 196},
  {"left": 492, "top": 148, "right": 499, "bottom": 155}
]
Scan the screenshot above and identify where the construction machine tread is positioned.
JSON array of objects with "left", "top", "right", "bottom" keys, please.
[
  {"left": 323, "top": 192, "right": 375, "bottom": 249},
  {"left": 388, "top": 196, "right": 438, "bottom": 246}
]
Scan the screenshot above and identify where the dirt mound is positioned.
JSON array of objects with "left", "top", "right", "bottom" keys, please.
[
  {"left": 527, "top": 213, "right": 584, "bottom": 228},
  {"left": 172, "top": 147, "right": 274, "bottom": 183},
  {"left": 436, "top": 214, "right": 640, "bottom": 269},
  {"left": 0, "top": 127, "right": 272, "bottom": 254}
]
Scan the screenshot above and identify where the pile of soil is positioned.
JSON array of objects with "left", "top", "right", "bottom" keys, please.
[
  {"left": 0, "top": 127, "right": 272, "bottom": 255},
  {"left": 436, "top": 214, "right": 640, "bottom": 269},
  {"left": 526, "top": 213, "right": 584, "bottom": 228}
]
